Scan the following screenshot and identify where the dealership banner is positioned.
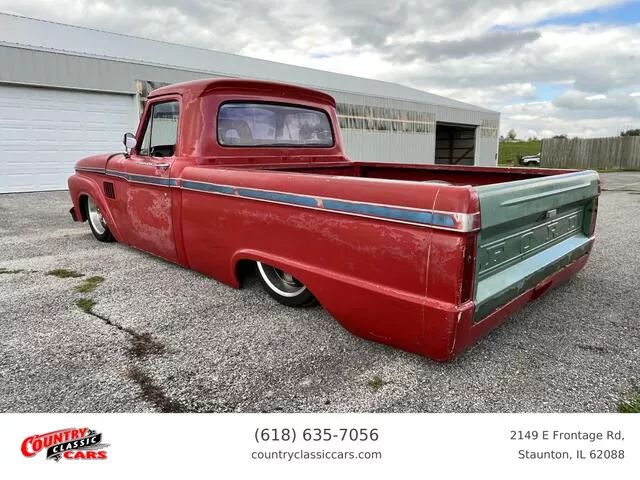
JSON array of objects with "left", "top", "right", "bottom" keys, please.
[{"left": 0, "top": 414, "right": 637, "bottom": 478}]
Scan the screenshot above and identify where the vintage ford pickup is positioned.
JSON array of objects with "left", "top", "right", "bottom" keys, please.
[{"left": 67, "top": 78, "right": 599, "bottom": 361}]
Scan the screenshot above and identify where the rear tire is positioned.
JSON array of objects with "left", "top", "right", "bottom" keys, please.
[
  {"left": 256, "top": 262, "right": 317, "bottom": 307},
  {"left": 85, "top": 196, "right": 114, "bottom": 242}
]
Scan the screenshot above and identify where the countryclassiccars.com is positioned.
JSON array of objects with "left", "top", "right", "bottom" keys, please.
[{"left": 67, "top": 78, "right": 600, "bottom": 361}]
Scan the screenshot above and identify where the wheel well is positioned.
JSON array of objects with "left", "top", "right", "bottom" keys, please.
[
  {"left": 78, "top": 194, "right": 89, "bottom": 222},
  {"left": 235, "top": 259, "right": 256, "bottom": 287}
]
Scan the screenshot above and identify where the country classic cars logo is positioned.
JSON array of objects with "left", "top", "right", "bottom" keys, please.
[{"left": 21, "top": 428, "right": 109, "bottom": 461}]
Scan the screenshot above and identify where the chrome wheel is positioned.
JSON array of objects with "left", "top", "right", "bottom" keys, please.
[
  {"left": 257, "top": 262, "right": 306, "bottom": 297},
  {"left": 87, "top": 197, "right": 106, "bottom": 235}
]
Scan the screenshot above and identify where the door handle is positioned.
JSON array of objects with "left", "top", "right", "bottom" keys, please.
[{"left": 154, "top": 163, "right": 170, "bottom": 171}]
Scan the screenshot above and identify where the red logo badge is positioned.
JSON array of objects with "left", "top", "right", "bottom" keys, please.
[{"left": 21, "top": 428, "right": 109, "bottom": 461}]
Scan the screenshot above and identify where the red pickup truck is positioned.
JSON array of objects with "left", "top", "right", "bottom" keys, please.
[{"left": 67, "top": 78, "right": 599, "bottom": 361}]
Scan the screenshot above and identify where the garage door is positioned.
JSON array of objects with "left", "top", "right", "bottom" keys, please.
[{"left": 0, "top": 85, "right": 135, "bottom": 193}]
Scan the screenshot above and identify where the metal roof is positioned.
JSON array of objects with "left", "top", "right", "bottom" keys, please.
[{"left": 0, "top": 12, "right": 497, "bottom": 114}]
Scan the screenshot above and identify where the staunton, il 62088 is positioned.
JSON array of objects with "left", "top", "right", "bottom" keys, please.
[{"left": 67, "top": 78, "right": 599, "bottom": 361}]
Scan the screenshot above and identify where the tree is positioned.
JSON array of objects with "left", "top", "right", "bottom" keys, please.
[
  {"left": 507, "top": 129, "right": 517, "bottom": 141},
  {"left": 552, "top": 134, "right": 568, "bottom": 140},
  {"left": 621, "top": 129, "right": 640, "bottom": 136}
]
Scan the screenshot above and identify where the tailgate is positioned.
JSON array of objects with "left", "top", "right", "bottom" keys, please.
[{"left": 473, "top": 170, "right": 599, "bottom": 321}]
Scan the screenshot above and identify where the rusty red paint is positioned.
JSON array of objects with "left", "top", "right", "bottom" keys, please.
[{"left": 67, "top": 78, "right": 594, "bottom": 361}]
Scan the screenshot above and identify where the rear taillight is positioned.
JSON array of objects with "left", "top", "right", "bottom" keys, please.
[
  {"left": 588, "top": 197, "right": 599, "bottom": 236},
  {"left": 460, "top": 234, "right": 477, "bottom": 303}
]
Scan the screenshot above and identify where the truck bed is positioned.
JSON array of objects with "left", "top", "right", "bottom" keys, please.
[
  {"left": 253, "top": 161, "right": 571, "bottom": 186},
  {"left": 180, "top": 161, "right": 598, "bottom": 359}
]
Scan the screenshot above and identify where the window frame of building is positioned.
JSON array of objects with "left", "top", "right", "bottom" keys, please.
[{"left": 336, "top": 103, "right": 435, "bottom": 134}]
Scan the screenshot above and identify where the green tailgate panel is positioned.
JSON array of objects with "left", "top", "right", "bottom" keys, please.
[{"left": 474, "top": 171, "right": 599, "bottom": 321}]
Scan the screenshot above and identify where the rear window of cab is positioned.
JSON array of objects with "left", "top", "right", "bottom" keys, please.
[{"left": 217, "top": 102, "right": 334, "bottom": 147}]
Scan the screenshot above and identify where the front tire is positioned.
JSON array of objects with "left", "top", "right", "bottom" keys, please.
[
  {"left": 85, "top": 196, "right": 114, "bottom": 242},
  {"left": 256, "top": 262, "right": 317, "bottom": 307}
]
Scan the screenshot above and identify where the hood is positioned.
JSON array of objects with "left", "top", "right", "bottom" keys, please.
[{"left": 75, "top": 153, "right": 125, "bottom": 171}]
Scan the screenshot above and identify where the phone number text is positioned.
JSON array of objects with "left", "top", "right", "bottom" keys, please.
[{"left": 254, "top": 428, "right": 379, "bottom": 444}]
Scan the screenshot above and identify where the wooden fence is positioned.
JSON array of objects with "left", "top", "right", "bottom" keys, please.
[{"left": 541, "top": 136, "right": 640, "bottom": 169}]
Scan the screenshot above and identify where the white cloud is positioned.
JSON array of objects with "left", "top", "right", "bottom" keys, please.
[
  {"left": 553, "top": 90, "right": 640, "bottom": 111},
  {"left": 0, "top": 0, "right": 638, "bottom": 137}
]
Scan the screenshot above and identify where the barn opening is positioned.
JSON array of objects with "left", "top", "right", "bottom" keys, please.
[{"left": 435, "top": 123, "right": 476, "bottom": 165}]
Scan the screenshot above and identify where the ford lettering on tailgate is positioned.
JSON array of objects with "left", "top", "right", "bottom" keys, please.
[{"left": 477, "top": 207, "right": 583, "bottom": 278}]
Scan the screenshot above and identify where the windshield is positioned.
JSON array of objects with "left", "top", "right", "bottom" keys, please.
[{"left": 217, "top": 103, "right": 334, "bottom": 147}]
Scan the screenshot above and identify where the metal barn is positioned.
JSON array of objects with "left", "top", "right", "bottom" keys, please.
[{"left": 0, "top": 13, "right": 500, "bottom": 193}]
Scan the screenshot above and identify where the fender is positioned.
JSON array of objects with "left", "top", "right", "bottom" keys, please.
[
  {"left": 230, "top": 249, "right": 332, "bottom": 291},
  {"left": 67, "top": 174, "right": 124, "bottom": 243},
  {"left": 229, "top": 249, "right": 430, "bottom": 355},
  {"left": 230, "top": 249, "right": 422, "bottom": 303}
]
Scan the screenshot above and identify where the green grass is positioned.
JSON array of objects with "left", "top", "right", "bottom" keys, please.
[
  {"left": 75, "top": 298, "right": 96, "bottom": 313},
  {"left": 75, "top": 276, "right": 105, "bottom": 293},
  {"left": 367, "top": 376, "right": 388, "bottom": 391},
  {"left": 618, "top": 391, "right": 640, "bottom": 413},
  {"left": 499, "top": 140, "right": 542, "bottom": 165},
  {"left": 46, "top": 268, "right": 84, "bottom": 278},
  {"left": 0, "top": 267, "right": 24, "bottom": 274}
]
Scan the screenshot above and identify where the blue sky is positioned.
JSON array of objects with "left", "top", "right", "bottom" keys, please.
[
  {"left": 534, "top": 83, "right": 571, "bottom": 101},
  {"left": 535, "top": 1, "right": 640, "bottom": 27},
  {"left": 531, "top": 2, "right": 639, "bottom": 105}
]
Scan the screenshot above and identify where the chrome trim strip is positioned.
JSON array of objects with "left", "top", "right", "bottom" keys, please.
[
  {"left": 75, "top": 168, "right": 480, "bottom": 232},
  {"left": 75, "top": 166, "right": 105, "bottom": 174},
  {"left": 322, "top": 198, "right": 454, "bottom": 228},
  {"left": 237, "top": 187, "right": 318, "bottom": 208},
  {"left": 180, "top": 180, "right": 233, "bottom": 195}
]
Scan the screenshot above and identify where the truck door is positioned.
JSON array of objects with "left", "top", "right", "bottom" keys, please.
[{"left": 117, "top": 98, "right": 180, "bottom": 262}]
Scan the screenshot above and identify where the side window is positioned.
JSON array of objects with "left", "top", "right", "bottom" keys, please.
[
  {"left": 139, "top": 117, "right": 152, "bottom": 155},
  {"left": 138, "top": 101, "right": 180, "bottom": 157}
]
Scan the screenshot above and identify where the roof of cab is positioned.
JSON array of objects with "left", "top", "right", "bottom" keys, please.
[{"left": 148, "top": 78, "right": 336, "bottom": 107}]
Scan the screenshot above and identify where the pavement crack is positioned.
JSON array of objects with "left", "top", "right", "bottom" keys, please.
[
  {"left": 75, "top": 298, "right": 185, "bottom": 412},
  {"left": 0, "top": 268, "right": 35, "bottom": 274},
  {"left": 75, "top": 298, "right": 165, "bottom": 358},
  {"left": 125, "top": 366, "right": 187, "bottom": 413},
  {"left": 576, "top": 343, "right": 607, "bottom": 354}
]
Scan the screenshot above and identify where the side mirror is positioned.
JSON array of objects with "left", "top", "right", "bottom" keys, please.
[{"left": 123, "top": 133, "right": 137, "bottom": 154}]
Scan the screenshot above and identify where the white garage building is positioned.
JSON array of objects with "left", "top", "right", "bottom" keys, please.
[{"left": 0, "top": 13, "right": 500, "bottom": 193}]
